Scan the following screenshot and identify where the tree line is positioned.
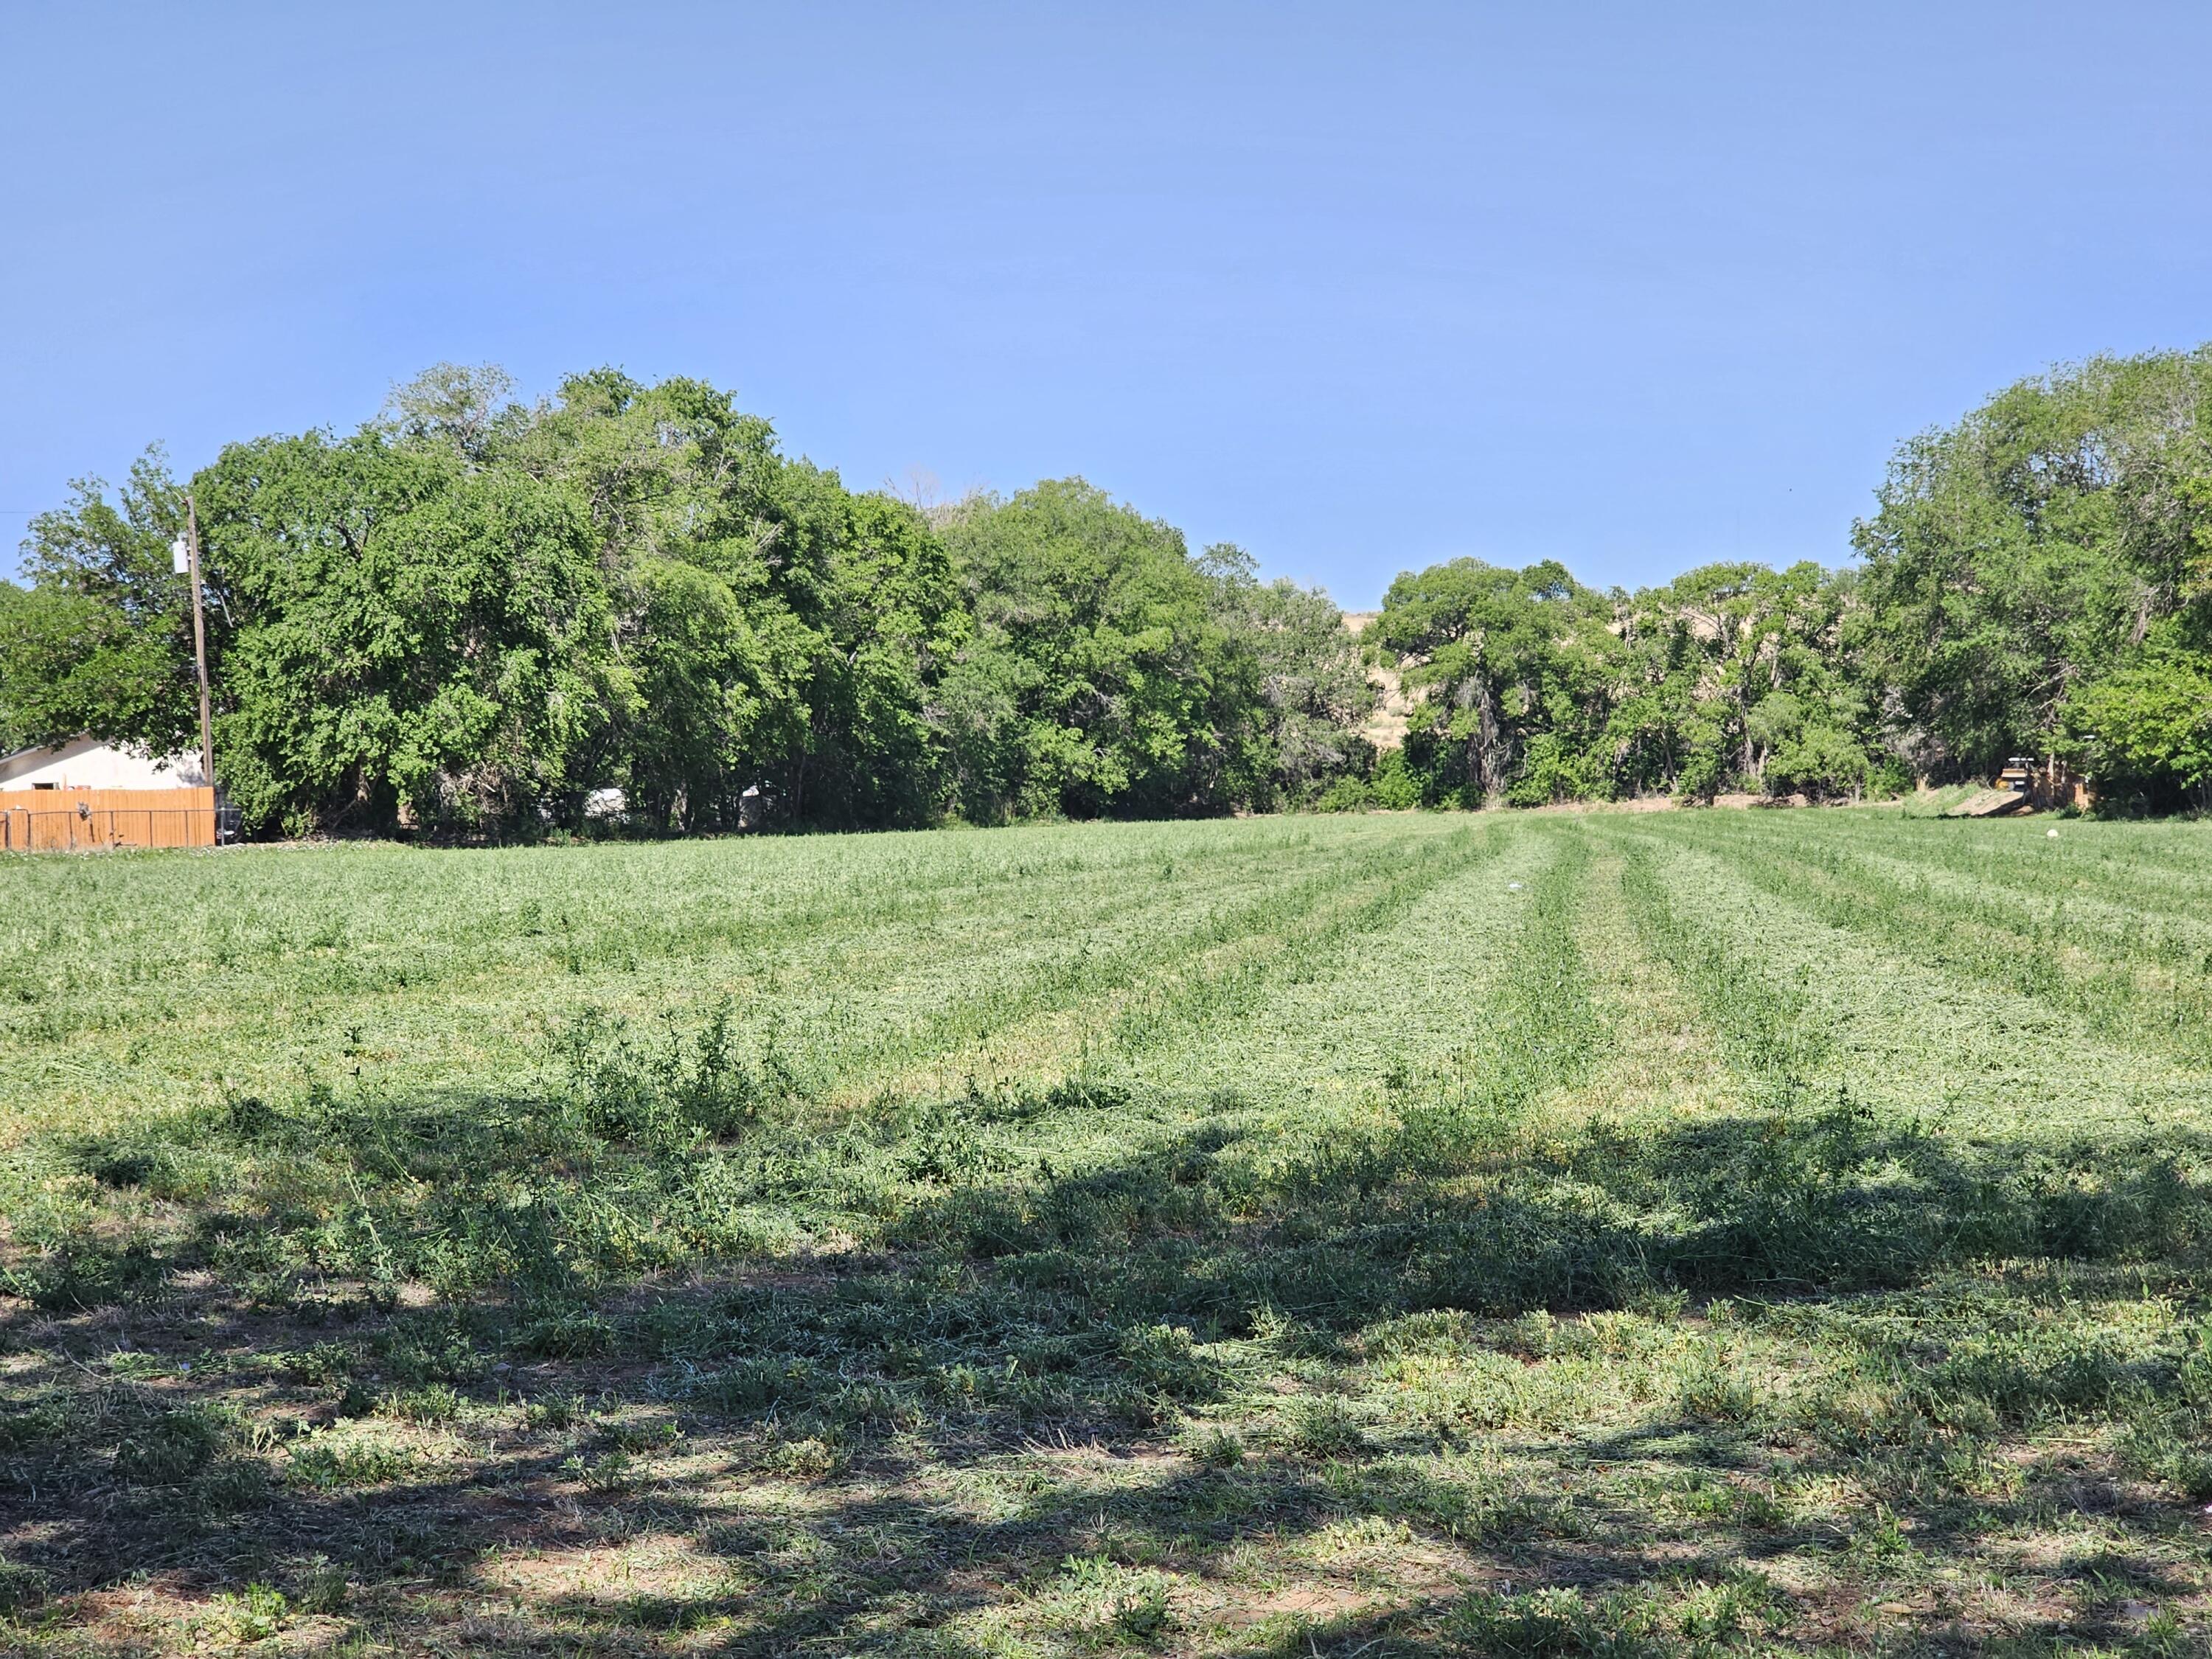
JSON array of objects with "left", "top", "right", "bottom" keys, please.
[
  {"left": 1359, "top": 344, "right": 2212, "bottom": 813},
  {"left": 3, "top": 347, "right": 2208, "bottom": 835}
]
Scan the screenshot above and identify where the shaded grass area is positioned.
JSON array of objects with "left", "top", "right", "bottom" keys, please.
[{"left": 4, "top": 813, "right": 2212, "bottom": 1655}]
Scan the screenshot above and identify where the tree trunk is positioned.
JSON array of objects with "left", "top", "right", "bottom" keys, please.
[{"left": 1472, "top": 678, "right": 1506, "bottom": 804}]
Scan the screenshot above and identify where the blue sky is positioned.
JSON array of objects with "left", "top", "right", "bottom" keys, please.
[{"left": 2, "top": 3, "right": 2208, "bottom": 607}]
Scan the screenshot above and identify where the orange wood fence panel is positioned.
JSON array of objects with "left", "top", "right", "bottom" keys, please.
[{"left": 0, "top": 787, "right": 218, "bottom": 851}]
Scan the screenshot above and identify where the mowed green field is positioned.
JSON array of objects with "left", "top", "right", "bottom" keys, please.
[{"left": 5, "top": 810, "right": 2212, "bottom": 1657}]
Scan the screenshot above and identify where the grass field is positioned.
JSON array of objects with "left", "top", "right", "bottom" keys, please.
[{"left": 5, "top": 809, "right": 2212, "bottom": 1657}]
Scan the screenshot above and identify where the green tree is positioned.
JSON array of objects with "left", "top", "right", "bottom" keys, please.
[
  {"left": 1621, "top": 561, "right": 1873, "bottom": 800},
  {"left": 2062, "top": 647, "right": 2212, "bottom": 808},
  {"left": 1854, "top": 347, "right": 2212, "bottom": 779},
  {"left": 517, "top": 371, "right": 965, "bottom": 830},
  {"left": 935, "top": 480, "right": 1265, "bottom": 820},
  {"left": 2058, "top": 473, "right": 2212, "bottom": 808},
  {"left": 0, "top": 451, "right": 198, "bottom": 759},
  {"left": 1371, "top": 558, "right": 1613, "bottom": 805},
  {"left": 193, "top": 430, "right": 614, "bottom": 834},
  {"left": 1201, "top": 543, "right": 1372, "bottom": 806},
  {"left": 1, "top": 369, "right": 1377, "bottom": 834}
]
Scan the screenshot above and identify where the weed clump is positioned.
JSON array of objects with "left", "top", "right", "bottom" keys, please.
[{"left": 113, "top": 1403, "right": 240, "bottom": 1486}]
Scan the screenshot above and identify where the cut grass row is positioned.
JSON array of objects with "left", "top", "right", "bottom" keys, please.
[{"left": 1654, "top": 814, "right": 2212, "bottom": 1068}]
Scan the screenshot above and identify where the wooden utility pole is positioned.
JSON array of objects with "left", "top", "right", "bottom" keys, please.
[{"left": 185, "top": 495, "right": 215, "bottom": 790}]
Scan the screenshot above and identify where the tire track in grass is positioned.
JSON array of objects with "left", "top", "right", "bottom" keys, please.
[
  {"left": 448, "top": 832, "right": 1346, "bottom": 1098},
  {"left": 1236, "top": 816, "right": 1600, "bottom": 1148},
  {"left": 7, "top": 819, "right": 1453, "bottom": 1146},
  {"left": 1610, "top": 830, "right": 1831, "bottom": 1110},
  {"left": 787, "top": 828, "right": 1427, "bottom": 1092},
  {"left": 1, "top": 815, "right": 1366, "bottom": 1025},
  {"left": 1710, "top": 813, "right": 2212, "bottom": 1006},
  {"left": 1175, "top": 821, "right": 1618, "bottom": 1321},
  {"left": 1865, "top": 814, "right": 2212, "bottom": 908},
  {"left": 1096, "top": 824, "right": 1505, "bottom": 1065},
  {"left": 1673, "top": 811, "right": 2212, "bottom": 962},
  {"left": 1610, "top": 823, "right": 2212, "bottom": 1141},
  {"left": 1829, "top": 841, "right": 2212, "bottom": 978},
  {"left": 953, "top": 821, "right": 1578, "bottom": 1206},
  {"left": 1447, "top": 818, "right": 1604, "bottom": 1119}
]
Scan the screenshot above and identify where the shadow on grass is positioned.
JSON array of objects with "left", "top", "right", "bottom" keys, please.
[{"left": 5, "top": 1084, "right": 2211, "bottom": 1652}]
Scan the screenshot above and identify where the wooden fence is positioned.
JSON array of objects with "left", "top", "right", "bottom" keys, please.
[{"left": 0, "top": 787, "right": 219, "bottom": 851}]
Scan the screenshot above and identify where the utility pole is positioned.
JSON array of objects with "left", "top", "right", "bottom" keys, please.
[{"left": 175, "top": 498, "right": 215, "bottom": 790}]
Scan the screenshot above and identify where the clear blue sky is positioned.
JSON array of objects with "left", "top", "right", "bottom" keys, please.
[{"left": 3, "top": 3, "right": 2208, "bottom": 607}]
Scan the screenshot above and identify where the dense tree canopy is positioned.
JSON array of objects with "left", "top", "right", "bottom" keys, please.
[
  {"left": 0, "top": 369, "right": 1363, "bottom": 834},
  {"left": 1355, "top": 555, "right": 1888, "bottom": 810},
  {"left": 7, "top": 347, "right": 2211, "bottom": 832},
  {"left": 1852, "top": 347, "right": 2212, "bottom": 790},
  {"left": 0, "top": 451, "right": 198, "bottom": 762},
  {"left": 1356, "top": 347, "right": 2212, "bottom": 813},
  {"left": 931, "top": 480, "right": 1269, "bottom": 821}
]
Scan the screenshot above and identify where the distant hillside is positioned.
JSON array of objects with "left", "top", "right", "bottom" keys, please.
[{"left": 1342, "top": 611, "right": 1412, "bottom": 751}]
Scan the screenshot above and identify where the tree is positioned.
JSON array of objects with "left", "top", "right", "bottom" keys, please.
[
  {"left": 193, "top": 430, "right": 615, "bottom": 834},
  {"left": 1854, "top": 347, "right": 2212, "bottom": 779},
  {"left": 785, "top": 485, "right": 967, "bottom": 828},
  {"left": 0, "top": 451, "right": 198, "bottom": 757},
  {"left": 2062, "top": 647, "right": 2212, "bottom": 808},
  {"left": 934, "top": 480, "right": 1265, "bottom": 820},
  {"left": 1624, "top": 561, "right": 1874, "bottom": 799},
  {"left": 510, "top": 370, "right": 968, "bottom": 830},
  {"left": 2059, "top": 464, "right": 2212, "bottom": 809},
  {"left": 1371, "top": 558, "right": 1612, "bottom": 805},
  {"left": 379, "top": 361, "right": 529, "bottom": 462},
  {"left": 1201, "top": 544, "right": 1374, "bottom": 806}
]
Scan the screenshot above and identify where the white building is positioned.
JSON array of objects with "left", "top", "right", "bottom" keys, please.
[{"left": 0, "top": 737, "right": 208, "bottom": 791}]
